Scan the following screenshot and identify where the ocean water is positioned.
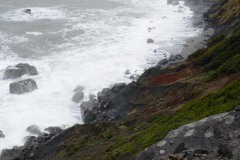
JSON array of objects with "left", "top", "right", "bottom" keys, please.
[{"left": 0, "top": 0, "right": 201, "bottom": 152}]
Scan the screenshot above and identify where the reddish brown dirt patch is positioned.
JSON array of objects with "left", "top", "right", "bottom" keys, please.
[{"left": 149, "top": 66, "right": 202, "bottom": 86}]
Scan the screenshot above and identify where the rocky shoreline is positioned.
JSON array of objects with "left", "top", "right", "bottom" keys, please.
[{"left": 1, "top": 0, "right": 240, "bottom": 159}]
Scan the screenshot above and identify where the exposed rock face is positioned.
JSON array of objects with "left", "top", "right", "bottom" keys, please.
[
  {"left": 3, "top": 63, "right": 38, "bottom": 80},
  {"left": 0, "top": 133, "right": 56, "bottom": 160},
  {"left": 0, "top": 130, "right": 5, "bottom": 138},
  {"left": 0, "top": 125, "right": 65, "bottom": 160},
  {"left": 9, "top": 79, "right": 37, "bottom": 94},
  {"left": 136, "top": 108, "right": 240, "bottom": 160},
  {"left": 97, "top": 88, "right": 111, "bottom": 109},
  {"left": 80, "top": 83, "right": 128, "bottom": 123},
  {"left": 80, "top": 100, "right": 98, "bottom": 123}
]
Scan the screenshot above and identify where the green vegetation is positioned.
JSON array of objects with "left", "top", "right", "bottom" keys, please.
[
  {"left": 188, "top": 27, "right": 240, "bottom": 81},
  {"left": 58, "top": 78, "right": 240, "bottom": 160},
  {"left": 210, "top": 0, "right": 240, "bottom": 24}
]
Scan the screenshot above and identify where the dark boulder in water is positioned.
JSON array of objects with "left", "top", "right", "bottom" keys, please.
[
  {"left": 0, "top": 130, "right": 5, "bottom": 138},
  {"left": 147, "top": 38, "right": 154, "bottom": 43},
  {"left": 26, "top": 125, "right": 42, "bottom": 136},
  {"left": 3, "top": 63, "right": 38, "bottom": 80},
  {"left": 9, "top": 79, "right": 37, "bottom": 94},
  {"left": 23, "top": 9, "right": 31, "bottom": 14},
  {"left": 72, "top": 92, "right": 84, "bottom": 103}
]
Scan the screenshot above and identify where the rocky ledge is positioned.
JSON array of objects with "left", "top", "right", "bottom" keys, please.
[{"left": 137, "top": 107, "right": 240, "bottom": 160}]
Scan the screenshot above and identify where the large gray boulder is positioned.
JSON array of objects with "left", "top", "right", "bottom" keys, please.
[
  {"left": 136, "top": 108, "right": 240, "bottom": 160},
  {"left": 9, "top": 79, "right": 37, "bottom": 94},
  {"left": 0, "top": 130, "right": 5, "bottom": 138},
  {"left": 3, "top": 63, "right": 38, "bottom": 80}
]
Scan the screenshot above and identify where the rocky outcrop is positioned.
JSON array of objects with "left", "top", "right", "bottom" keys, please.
[
  {"left": 80, "top": 101, "right": 98, "bottom": 123},
  {"left": 3, "top": 63, "right": 38, "bottom": 80},
  {"left": 1, "top": 134, "right": 54, "bottom": 160},
  {"left": 80, "top": 83, "right": 132, "bottom": 123},
  {"left": 0, "top": 130, "right": 5, "bottom": 138},
  {"left": 136, "top": 107, "right": 240, "bottom": 160},
  {"left": 9, "top": 79, "right": 37, "bottom": 94},
  {"left": 0, "top": 126, "right": 64, "bottom": 160}
]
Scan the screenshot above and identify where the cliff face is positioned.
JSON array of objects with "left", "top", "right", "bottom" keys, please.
[{"left": 1, "top": 0, "right": 240, "bottom": 160}]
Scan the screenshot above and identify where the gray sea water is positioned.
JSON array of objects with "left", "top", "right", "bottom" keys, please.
[{"left": 0, "top": 0, "right": 201, "bottom": 151}]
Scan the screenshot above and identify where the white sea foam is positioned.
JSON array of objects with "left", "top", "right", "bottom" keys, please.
[
  {"left": 0, "top": 0, "right": 201, "bottom": 152},
  {"left": 2, "top": 7, "right": 66, "bottom": 21}
]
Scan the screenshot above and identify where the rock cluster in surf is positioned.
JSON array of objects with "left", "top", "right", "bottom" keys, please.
[{"left": 2, "top": 63, "right": 38, "bottom": 95}]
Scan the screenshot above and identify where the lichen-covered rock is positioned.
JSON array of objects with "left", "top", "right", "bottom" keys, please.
[
  {"left": 136, "top": 109, "right": 240, "bottom": 160},
  {"left": 9, "top": 79, "right": 37, "bottom": 94},
  {"left": 3, "top": 63, "right": 38, "bottom": 80}
]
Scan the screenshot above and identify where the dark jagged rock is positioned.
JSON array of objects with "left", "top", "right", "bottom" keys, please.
[
  {"left": 9, "top": 79, "right": 37, "bottom": 94},
  {"left": 23, "top": 9, "right": 31, "bottom": 14},
  {"left": 80, "top": 101, "right": 98, "bottom": 123},
  {"left": 97, "top": 88, "right": 111, "bottom": 109},
  {"left": 136, "top": 110, "right": 240, "bottom": 160},
  {"left": 3, "top": 63, "right": 38, "bottom": 80},
  {"left": 80, "top": 82, "right": 138, "bottom": 123},
  {"left": 24, "top": 136, "right": 37, "bottom": 146},
  {"left": 147, "top": 38, "right": 154, "bottom": 43},
  {"left": 0, "top": 129, "right": 59, "bottom": 160},
  {"left": 110, "top": 83, "right": 126, "bottom": 93},
  {"left": 0, "top": 130, "right": 5, "bottom": 138},
  {"left": 26, "top": 125, "right": 42, "bottom": 136}
]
